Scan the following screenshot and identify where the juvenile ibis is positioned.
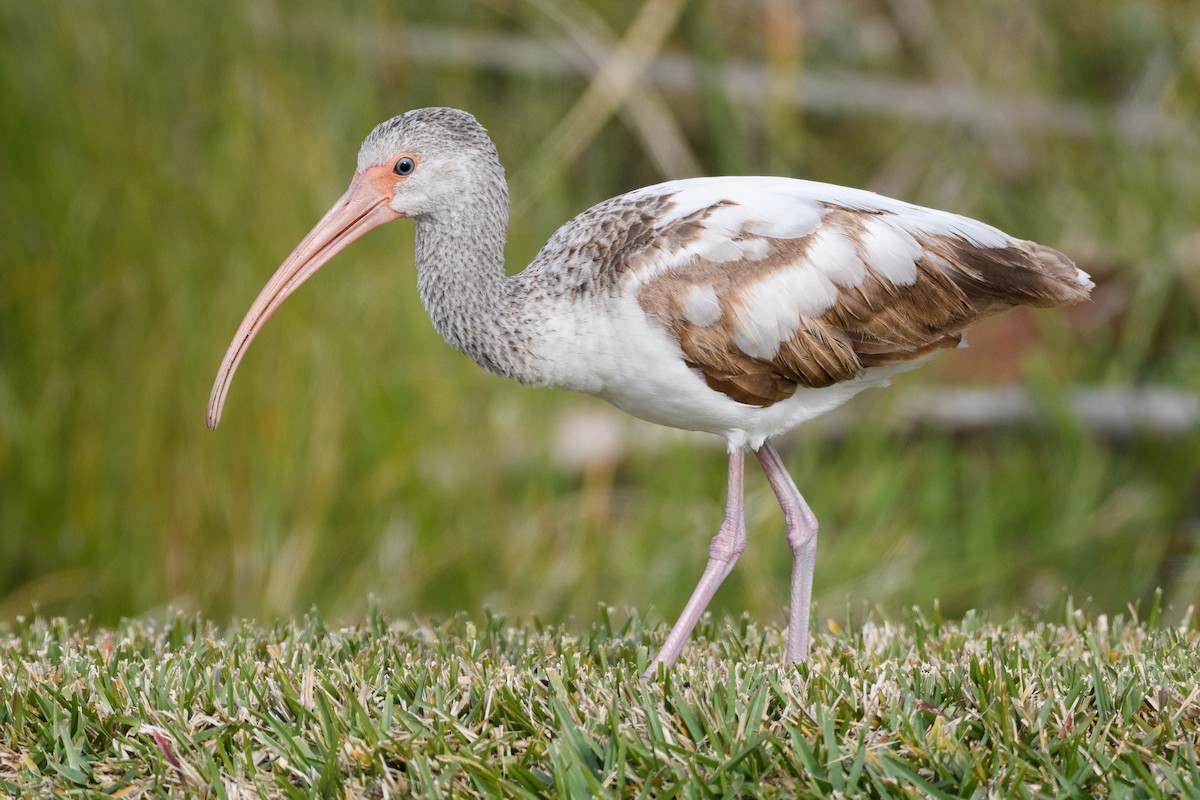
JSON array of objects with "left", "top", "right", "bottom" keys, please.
[{"left": 208, "top": 107, "right": 1092, "bottom": 679}]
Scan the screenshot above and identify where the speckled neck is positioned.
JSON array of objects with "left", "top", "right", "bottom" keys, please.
[{"left": 412, "top": 180, "right": 549, "bottom": 385}]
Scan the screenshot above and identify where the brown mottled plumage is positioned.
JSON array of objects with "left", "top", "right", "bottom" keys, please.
[
  {"left": 637, "top": 207, "right": 1088, "bottom": 406},
  {"left": 207, "top": 108, "right": 1092, "bottom": 680}
]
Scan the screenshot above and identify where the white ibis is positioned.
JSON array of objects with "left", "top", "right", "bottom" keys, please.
[{"left": 208, "top": 107, "right": 1092, "bottom": 679}]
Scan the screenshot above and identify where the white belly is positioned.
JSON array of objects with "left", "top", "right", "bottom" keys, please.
[{"left": 548, "top": 291, "right": 923, "bottom": 450}]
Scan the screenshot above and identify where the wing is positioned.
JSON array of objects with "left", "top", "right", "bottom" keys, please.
[{"left": 589, "top": 177, "right": 1092, "bottom": 407}]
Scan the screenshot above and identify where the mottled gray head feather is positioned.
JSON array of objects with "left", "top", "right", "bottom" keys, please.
[
  {"left": 358, "top": 107, "right": 499, "bottom": 171},
  {"left": 356, "top": 107, "right": 507, "bottom": 224}
]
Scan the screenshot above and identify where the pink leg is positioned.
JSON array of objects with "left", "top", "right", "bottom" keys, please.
[
  {"left": 755, "top": 441, "right": 819, "bottom": 663},
  {"left": 642, "top": 449, "right": 747, "bottom": 680}
]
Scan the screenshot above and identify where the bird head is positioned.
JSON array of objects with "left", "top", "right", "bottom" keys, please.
[
  {"left": 358, "top": 107, "right": 505, "bottom": 221},
  {"left": 206, "top": 107, "right": 500, "bottom": 430}
]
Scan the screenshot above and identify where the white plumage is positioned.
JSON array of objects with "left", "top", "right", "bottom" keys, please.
[{"left": 208, "top": 108, "right": 1092, "bottom": 679}]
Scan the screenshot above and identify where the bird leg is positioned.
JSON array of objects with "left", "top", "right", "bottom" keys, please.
[
  {"left": 755, "top": 441, "right": 819, "bottom": 664},
  {"left": 642, "top": 448, "right": 747, "bottom": 680}
]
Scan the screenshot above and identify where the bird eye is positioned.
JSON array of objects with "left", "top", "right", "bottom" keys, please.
[{"left": 393, "top": 156, "right": 416, "bottom": 176}]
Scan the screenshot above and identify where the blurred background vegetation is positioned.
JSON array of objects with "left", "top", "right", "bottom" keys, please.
[{"left": 1, "top": 0, "right": 1198, "bottom": 630}]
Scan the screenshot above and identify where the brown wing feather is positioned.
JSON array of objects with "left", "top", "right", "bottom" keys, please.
[
  {"left": 638, "top": 206, "right": 1092, "bottom": 407},
  {"left": 822, "top": 237, "right": 1088, "bottom": 370}
]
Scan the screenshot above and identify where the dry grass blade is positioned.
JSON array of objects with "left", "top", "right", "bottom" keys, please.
[
  {"left": 515, "top": 0, "right": 691, "bottom": 214},
  {"left": 526, "top": 0, "right": 701, "bottom": 183}
]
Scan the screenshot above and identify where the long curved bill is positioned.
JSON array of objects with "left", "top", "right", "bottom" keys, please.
[{"left": 207, "top": 166, "right": 402, "bottom": 430}]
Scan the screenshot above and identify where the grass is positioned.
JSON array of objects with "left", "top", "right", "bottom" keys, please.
[
  {"left": 1, "top": 1, "right": 1199, "bottom": 646},
  {"left": 1, "top": 604, "right": 1198, "bottom": 797}
]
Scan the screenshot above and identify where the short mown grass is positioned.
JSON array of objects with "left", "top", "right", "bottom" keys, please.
[
  {"left": 2, "top": 603, "right": 1197, "bottom": 798},
  {"left": 3, "top": 0, "right": 1199, "bottom": 631}
]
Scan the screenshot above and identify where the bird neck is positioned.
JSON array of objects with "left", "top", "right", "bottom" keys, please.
[{"left": 413, "top": 196, "right": 546, "bottom": 383}]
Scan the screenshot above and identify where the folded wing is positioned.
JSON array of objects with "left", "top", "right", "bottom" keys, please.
[{"left": 618, "top": 178, "right": 1092, "bottom": 406}]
